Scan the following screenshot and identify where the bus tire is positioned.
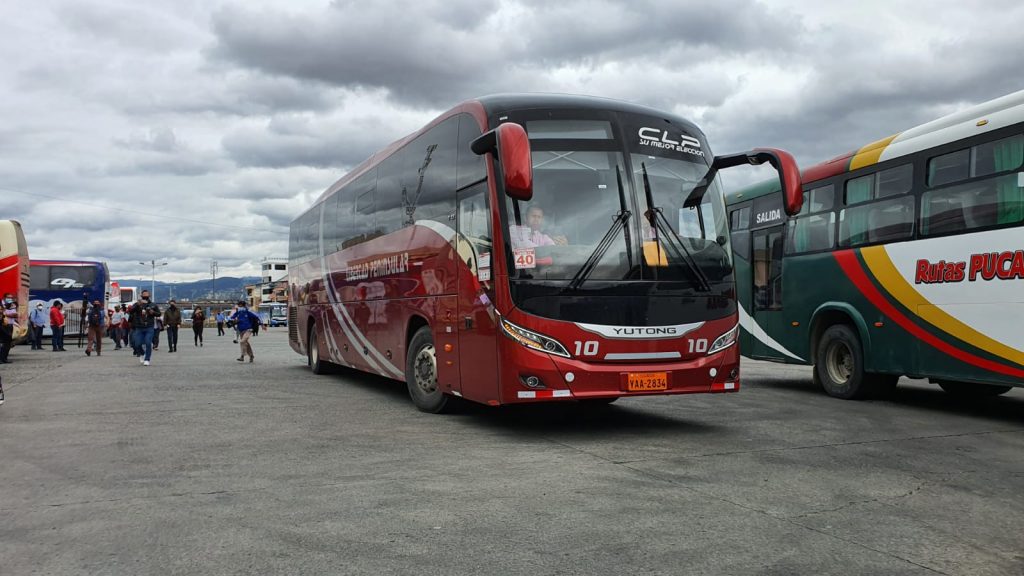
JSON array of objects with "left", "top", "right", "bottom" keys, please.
[
  {"left": 308, "top": 323, "right": 328, "bottom": 375},
  {"left": 937, "top": 381, "right": 1013, "bottom": 398},
  {"left": 814, "top": 324, "right": 871, "bottom": 400},
  {"left": 405, "top": 326, "right": 448, "bottom": 413}
]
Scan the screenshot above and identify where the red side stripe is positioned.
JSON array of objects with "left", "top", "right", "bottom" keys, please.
[{"left": 834, "top": 250, "right": 1024, "bottom": 379}]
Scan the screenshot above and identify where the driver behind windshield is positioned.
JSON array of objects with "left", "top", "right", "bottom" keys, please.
[{"left": 508, "top": 206, "right": 568, "bottom": 249}]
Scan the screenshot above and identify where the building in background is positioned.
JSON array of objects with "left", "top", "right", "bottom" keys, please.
[{"left": 259, "top": 257, "right": 288, "bottom": 304}]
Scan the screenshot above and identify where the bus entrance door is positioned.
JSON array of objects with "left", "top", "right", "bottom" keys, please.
[
  {"left": 749, "top": 225, "right": 789, "bottom": 361},
  {"left": 455, "top": 184, "right": 499, "bottom": 403}
]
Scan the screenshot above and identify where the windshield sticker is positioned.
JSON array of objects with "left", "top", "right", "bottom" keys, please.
[
  {"left": 478, "top": 252, "right": 491, "bottom": 269},
  {"left": 513, "top": 248, "right": 536, "bottom": 269},
  {"left": 478, "top": 267, "right": 491, "bottom": 281},
  {"left": 637, "top": 127, "right": 704, "bottom": 157}
]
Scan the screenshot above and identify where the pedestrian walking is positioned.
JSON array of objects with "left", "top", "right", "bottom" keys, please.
[
  {"left": 163, "top": 300, "right": 181, "bottom": 353},
  {"left": 84, "top": 299, "right": 105, "bottom": 356},
  {"left": 110, "top": 306, "right": 125, "bottom": 350},
  {"left": 192, "top": 307, "right": 205, "bottom": 347},
  {"left": 215, "top": 310, "right": 226, "bottom": 336},
  {"left": 29, "top": 302, "right": 46, "bottom": 350},
  {"left": 228, "top": 300, "right": 260, "bottom": 363},
  {"left": 153, "top": 316, "right": 163, "bottom": 350},
  {"left": 128, "top": 290, "right": 160, "bottom": 366},
  {"left": 49, "top": 301, "right": 66, "bottom": 351},
  {"left": 0, "top": 294, "right": 18, "bottom": 364},
  {"left": 120, "top": 307, "right": 131, "bottom": 349}
]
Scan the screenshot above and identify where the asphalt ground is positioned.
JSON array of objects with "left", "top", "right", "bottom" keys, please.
[{"left": 1, "top": 329, "right": 1022, "bottom": 576}]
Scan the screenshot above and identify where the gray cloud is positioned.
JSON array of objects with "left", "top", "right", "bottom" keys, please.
[{"left": 2, "top": 0, "right": 1019, "bottom": 280}]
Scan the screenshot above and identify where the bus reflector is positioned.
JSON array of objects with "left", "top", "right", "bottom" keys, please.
[{"left": 518, "top": 389, "right": 572, "bottom": 399}]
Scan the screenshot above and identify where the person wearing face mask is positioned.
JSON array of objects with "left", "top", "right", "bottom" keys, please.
[
  {"left": 128, "top": 290, "right": 160, "bottom": 366},
  {"left": 29, "top": 302, "right": 47, "bottom": 350},
  {"left": 49, "top": 301, "right": 66, "bottom": 351},
  {"left": 0, "top": 294, "right": 17, "bottom": 364},
  {"left": 162, "top": 300, "right": 181, "bottom": 353}
]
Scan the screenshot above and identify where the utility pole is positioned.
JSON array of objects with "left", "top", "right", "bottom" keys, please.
[
  {"left": 210, "top": 260, "right": 218, "bottom": 301},
  {"left": 139, "top": 260, "right": 168, "bottom": 300}
]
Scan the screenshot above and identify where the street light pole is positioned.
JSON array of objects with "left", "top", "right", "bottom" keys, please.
[
  {"left": 210, "top": 260, "right": 218, "bottom": 300},
  {"left": 139, "top": 260, "right": 168, "bottom": 301}
]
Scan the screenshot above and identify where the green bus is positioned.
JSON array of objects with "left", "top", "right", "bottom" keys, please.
[{"left": 726, "top": 90, "right": 1024, "bottom": 399}]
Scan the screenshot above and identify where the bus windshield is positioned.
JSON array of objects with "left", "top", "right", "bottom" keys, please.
[{"left": 500, "top": 112, "right": 734, "bottom": 325}]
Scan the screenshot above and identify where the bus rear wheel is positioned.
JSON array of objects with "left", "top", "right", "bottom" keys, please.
[
  {"left": 308, "top": 323, "right": 328, "bottom": 375},
  {"left": 405, "top": 326, "right": 448, "bottom": 413},
  {"left": 815, "top": 324, "right": 871, "bottom": 400},
  {"left": 937, "top": 381, "right": 1013, "bottom": 398}
]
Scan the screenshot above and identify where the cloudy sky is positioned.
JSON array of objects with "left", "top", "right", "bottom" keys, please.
[{"left": 3, "top": 0, "right": 1021, "bottom": 281}]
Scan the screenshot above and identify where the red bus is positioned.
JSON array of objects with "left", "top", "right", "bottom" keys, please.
[
  {"left": 289, "top": 94, "right": 802, "bottom": 412},
  {"left": 0, "top": 220, "right": 31, "bottom": 341}
]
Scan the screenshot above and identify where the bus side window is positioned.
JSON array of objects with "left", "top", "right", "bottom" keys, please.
[{"left": 729, "top": 206, "right": 751, "bottom": 261}]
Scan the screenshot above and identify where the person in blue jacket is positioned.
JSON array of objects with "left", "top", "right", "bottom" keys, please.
[{"left": 229, "top": 301, "right": 261, "bottom": 363}]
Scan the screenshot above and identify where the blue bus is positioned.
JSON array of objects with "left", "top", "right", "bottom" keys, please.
[{"left": 29, "top": 260, "right": 110, "bottom": 335}]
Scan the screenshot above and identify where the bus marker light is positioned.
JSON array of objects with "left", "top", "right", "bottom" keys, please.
[
  {"left": 977, "top": 119, "right": 988, "bottom": 126},
  {"left": 444, "top": 344, "right": 453, "bottom": 352},
  {"left": 565, "top": 372, "right": 575, "bottom": 383},
  {"left": 709, "top": 368, "right": 717, "bottom": 378},
  {"left": 874, "top": 322, "right": 884, "bottom": 327},
  {"left": 524, "top": 376, "right": 542, "bottom": 388},
  {"left": 791, "top": 321, "right": 800, "bottom": 327}
]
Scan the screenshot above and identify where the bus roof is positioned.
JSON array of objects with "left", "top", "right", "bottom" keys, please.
[
  {"left": 30, "top": 259, "right": 106, "bottom": 267},
  {"left": 725, "top": 88, "right": 1024, "bottom": 206},
  {"left": 306, "top": 93, "right": 706, "bottom": 211}
]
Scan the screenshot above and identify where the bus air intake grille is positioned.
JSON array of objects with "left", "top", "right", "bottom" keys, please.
[{"left": 288, "top": 306, "right": 298, "bottom": 341}]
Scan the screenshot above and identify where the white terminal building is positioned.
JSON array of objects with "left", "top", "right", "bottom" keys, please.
[{"left": 259, "top": 257, "right": 288, "bottom": 303}]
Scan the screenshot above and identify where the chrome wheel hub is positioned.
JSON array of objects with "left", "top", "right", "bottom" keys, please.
[
  {"left": 825, "top": 342, "right": 853, "bottom": 384},
  {"left": 414, "top": 345, "right": 437, "bottom": 394}
]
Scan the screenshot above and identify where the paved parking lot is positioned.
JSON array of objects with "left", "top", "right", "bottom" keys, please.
[{"left": 1, "top": 329, "right": 1022, "bottom": 575}]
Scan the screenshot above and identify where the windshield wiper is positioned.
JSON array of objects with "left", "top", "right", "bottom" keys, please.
[
  {"left": 641, "top": 162, "right": 711, "bottom": 292},
  {"left": 566, "top": 167, "right": 632, "bottom": 291}
]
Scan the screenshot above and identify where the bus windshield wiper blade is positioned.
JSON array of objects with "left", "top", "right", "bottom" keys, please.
[
  {"left": 641, "top": 163, "right": 712, "bottom": 292},
  {"left": 565, "top": 166, "right": 634, "bottom": 292}
]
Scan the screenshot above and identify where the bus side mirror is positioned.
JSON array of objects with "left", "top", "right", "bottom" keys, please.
[
  {"left": 471, "top": 122, "right": 533, "bottom": 201},
  {"left": 711, "top": 148, "right": 803, "bottom": 216}
]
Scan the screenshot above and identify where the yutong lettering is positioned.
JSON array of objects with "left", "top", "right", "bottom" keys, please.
[
  {"left": 915, "top": 251, "right": 1024, "bottom": 284},
  {"left": 612, "top": 327, "right": 679, "bottom": 336},
  {"left": 346, "top": 253, "right": 410, "bottom": 281}
]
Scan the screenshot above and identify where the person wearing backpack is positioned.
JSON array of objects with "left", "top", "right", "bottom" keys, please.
[{"left": 84, "top": 299, "right": 106, "bottom": 356}]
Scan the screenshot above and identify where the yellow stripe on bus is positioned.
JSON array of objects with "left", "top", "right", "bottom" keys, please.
[
  {"left": 861, "top": 246, "right": 1024, "bottom": 367},
  {"left": 848, "top": 133, "right": 900, "bottom": 171}
]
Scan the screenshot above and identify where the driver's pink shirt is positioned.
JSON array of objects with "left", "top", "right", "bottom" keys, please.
[{"left": 508, "top": 225, "right": 555, "bottom": 248}]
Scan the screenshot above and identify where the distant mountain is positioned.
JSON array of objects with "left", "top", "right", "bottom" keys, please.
[{"left": 113, "top": 276, "right": 260, "bottom": 302}]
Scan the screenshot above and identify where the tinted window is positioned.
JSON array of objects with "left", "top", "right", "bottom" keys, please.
[
  {"left": 456, "top": 114, "right": 486, "bottom": 189},
  {"left": 786, "top": 212, "right": 835, "bottom": 254},
  {"left": 753, "top": 228, "right": 783, "bottom": 310},
  {"left": 921, "top": 171, "right": 1024, "bottom": 235},
  {"left": 972, "top": 133, "right": 1024, "bottom": 178},
  {"left": 403, "top": 117, "right": 458, "bottom": 228},
  {"left": 801, "top": 184, "right": 834, "bottom": 214},
  {"left": 877, "top": 164, "right": 913, "bottom": 198},
  {"left": 730, "top": 206, "right": 750, "bottom": 230},
  {"left": 839, "top": 196, "right": 915, "bottom": 247},
  {"left": 343, "top": 170, "right": 376, "bottom": 248},
  {"left": 928, "top": 148, "right": 970, "bottom": 187}
]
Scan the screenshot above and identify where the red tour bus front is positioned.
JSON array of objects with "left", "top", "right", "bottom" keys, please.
[{"left": 288, "top": 94, "right": 800, "bottom": 412}]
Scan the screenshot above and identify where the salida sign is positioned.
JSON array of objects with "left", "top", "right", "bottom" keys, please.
[{"left": 915, "top": 250, "right": 1024, "bottom": 284}]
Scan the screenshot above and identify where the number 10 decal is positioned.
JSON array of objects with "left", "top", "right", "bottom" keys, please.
[
  {"left": 574, "top": 340, "right": 599, "bottom": 356},
  {"left": 688, "top": 338, "right": 708, "bottom": 353}
]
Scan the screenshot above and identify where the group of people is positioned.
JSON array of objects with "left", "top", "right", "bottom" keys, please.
[{"left": 0, "top": 291, "right": 266, "bottom": 367}]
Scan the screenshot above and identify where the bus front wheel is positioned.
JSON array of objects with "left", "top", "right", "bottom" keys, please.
[
  {"left": 405, "top": 326, "right": 448, "bottom": 413},
  {"left": 815, "top": 324, "right": 872, "bottom": 400},
  {"left": 937, "top": 381, "right": 1013, "bottom": 398}
]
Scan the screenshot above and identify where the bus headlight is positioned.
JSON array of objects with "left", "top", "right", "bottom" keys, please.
[
  {"left": 499, "top": 317, "right": 571, "bottom": 358},
  {"left": 707, "top": 324, "right": 738, "bottom": 355}
]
